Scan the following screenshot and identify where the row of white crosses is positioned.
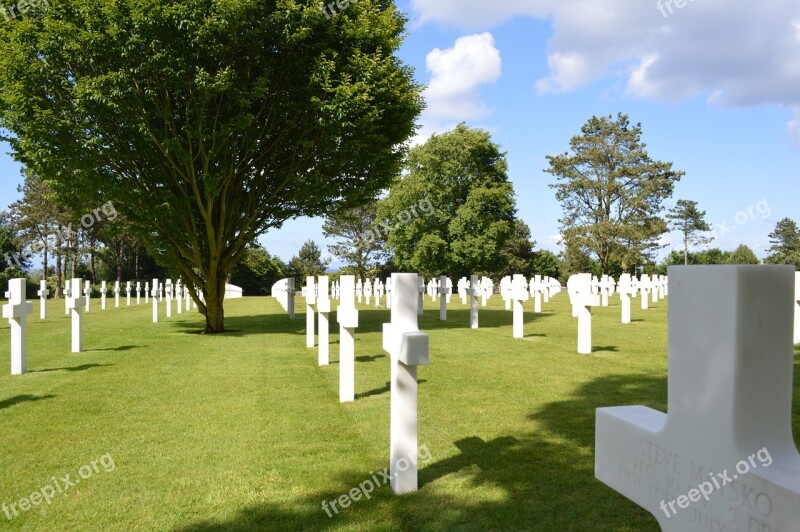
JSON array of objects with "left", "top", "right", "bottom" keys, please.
[{"left": 596, "top": 266, "right": 800, "bottom": 532}]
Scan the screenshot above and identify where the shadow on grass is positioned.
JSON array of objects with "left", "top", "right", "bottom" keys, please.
[
  {"left": 0, "top": 394, "right": 56, "bottom": 410},
  {"left": 32, "top": 363, "right": 115, "bottom": 373},
  {"left": 592, "top": 345, "right": 619, "bottom": 353},
  {"left": 176, "top": 373, "right": 663, "bottom": 531},
  {"left": 85, "top": 345, "right": 144, "bottom": 353},
  {"left": 167, "top": 305, "right": 554, "bottom": 338}
]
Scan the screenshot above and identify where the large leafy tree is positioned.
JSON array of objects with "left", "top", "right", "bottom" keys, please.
[
  {"left": 322, "top": 202, "right": 387, "bottom": 280},
  {"left": 666, "top": 199, "right": 712, "bottom": 265},
  {"left": 546, "top": 114, "right": 683, "bottom": 274},
  {"left": 0, "top": 0, "right": 422, "bottom": 332},
  {"left": 765, "top": 217, "right": 800, "bottom": 269},
  {"left": 379, "top": 124, "right": 516, "bottom": 279}
]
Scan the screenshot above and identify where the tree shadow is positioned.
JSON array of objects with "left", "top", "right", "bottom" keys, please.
[
  {"left": 175, "top": 372, "right": 664, "bottom": 531},
  {"left": 0, "top": 394, "right": 56, "bottom": 411},
  {"left": 31, "top": 363, "right": 115, "bottom": 373},
  {"left": 355, "top": 354, "right": 386, "bottom": 363}
]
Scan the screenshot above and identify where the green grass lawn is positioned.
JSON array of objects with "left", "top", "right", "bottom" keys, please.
[{"left": 0, "top": 293, "right": 798, "bottom": 531}]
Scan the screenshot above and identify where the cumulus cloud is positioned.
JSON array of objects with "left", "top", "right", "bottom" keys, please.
[
  {"left": 410, "top": 0, "right": 800, "bottom": 125},
  {"left": 412, "top": 33, "right": 502, "bottom": 145},
  {"left": 423, "top": 33, "right": 502, "bottom": 120}
]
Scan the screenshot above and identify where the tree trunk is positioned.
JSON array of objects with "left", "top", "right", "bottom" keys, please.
[
  {"left": 684, "top": 235, "right": 689, "bottom": 265},
  {"left": 55, "top": 227, "right": 63, "bottom": 298},
  {"left": 90, "top": 239, "right": 97, "bottom": 284},
  {"left": 116, "top": 238, "right": 124, "bottom": 281},
  {"left": 202, "top": 274, "right": 227, "bottom": 333},
  {"left": 134, "top": 245, "right": 139, "bottom": 280}
]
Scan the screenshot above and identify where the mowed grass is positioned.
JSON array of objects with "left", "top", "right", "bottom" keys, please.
[{"left": 0, "top": 291, "right": 798, "bottom": 531}]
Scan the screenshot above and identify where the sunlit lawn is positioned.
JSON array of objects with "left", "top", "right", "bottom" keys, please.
[{"left": 0, "top": 291, "right": 798, "bottom": 530}]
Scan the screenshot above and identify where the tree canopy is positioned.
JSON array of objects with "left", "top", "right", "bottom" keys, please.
[
  {"left": 379, "top": 124, "right": 516, "bottom": 279},
  {"left": 0, "top": 0, "right": 423, "bottom": 332},
  {"left": 547, "top": 114, "right": 683, "bottom": 274},
  {"left": 765, "top": 217, "right": 800, "bottom": 269}
]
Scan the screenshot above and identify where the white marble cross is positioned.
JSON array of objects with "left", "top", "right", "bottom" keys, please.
[
  {"left": 596, "top": 265, "right": 800, "bottom": 532},
  {"left": 617, "top": 274, "right": 636, "bottom": 325},
  {"left": 356, "top": 278, "right": 363, "bottom": 304},
  {"left": 4, "top": 278, "right": 33, "bottom": 375},
  {"left": 500, "top": 275, "right": 512, "bottom": 310},
  {"left": 599, "top": 275, "right": 615, "bottom": 307},
  {"left": 337, "top": 275, "right": 358, "bottom": 403},
  {"left": 287, "top": 278, "right": 296, "bottom": 319},
  {"left": 511, "top": 274, "right": 529, "bottom": 339},
  {"left": 165, "top": 279, "right": 173, "bottom": 318},
  {"left": 144, "top": 281, "right": 149, "bottom": 304},
  {"left": 83, "top": 280, "right": 91, "bottom": 312},
  {"left": 136, "top": 282, "right": 141, "bottom": 305},
  {"left": 114, "top": 281, "right": 120, "bottom": 308},
  {"left": 530, "top": 275, "right": 543, "bottom": 313},
  {"left": 468, "top": 274, "right": 479, "bottom": 329},
  {"left": 176, "top": 280, "right": 183, "bottom": 314},
  {"left": 640, "top": 274, "right": 651, "bottom": 310},
  {"left": 101, "top": 281, "right": 108, "bottom": 310},
  {"left": 365, "top": 278, "right": 373, "bottom": 306},
  {"left": 317, "top": 276, "right": 331, "bottom": 366},
  {"left": 68, "top": 278, "right": 86, "bottom": 353},
  {"left": 36, "top": 280, "right": 49, "bottom": 320},
  {"left": 305, "top": 276, "right": 316, "bottom": 348},
  {"left": 458, "top": 277, "right": 468, "bottom": 305},
  {"left": 151, "top": 278, "right": 159, "bottom": 323},
  {"left": 126, "top": 281, "right": 131, "bottom": 306},
  {"left": 63, "top": 283, "right": 70, "bottom": 315},
  {"left": 482, "top": 277, "right": 493, "bottom": 307},
  {"left": 438, "top": 275, "right": 448, "bottom": 321},
  {"left": 383, "top": 273, "right": 429, "bottom": 495},
  {"left": 445, "top": 277, "right": 453, "bottom": 304},
  {"left": 567, "top": 273, "right": 600, "bottom": 354}
]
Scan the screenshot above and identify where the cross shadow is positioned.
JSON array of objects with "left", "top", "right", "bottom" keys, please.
[
  {"left": 32, "top": 363, "right": 115, "bottom": 373},
  {"left": 85, "top": 345, "right": 144, "bottom": 352},
  {"left": 592, "top": 345, "right": 619, "bottom": 353},
  {"left": 0, "top": 394, "right": 56, "bottom": 410},
  {"left": 356, "top": 379, "right": 428, "bottom": 400}
]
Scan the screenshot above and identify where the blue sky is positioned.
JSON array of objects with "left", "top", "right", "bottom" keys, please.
[{"left": 2, "top": 0, "right": 799, "bottom": 268}]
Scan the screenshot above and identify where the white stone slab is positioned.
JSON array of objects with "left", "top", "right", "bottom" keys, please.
[
  {"left": 596, "top": 265, "right": 800, "bottom": 532},
  {"left": 306, "top": 276, "right": 316, "bottom": 348}
]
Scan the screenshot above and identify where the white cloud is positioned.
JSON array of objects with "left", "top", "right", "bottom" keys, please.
[
  {"left": 423, "top": 33, "right": 501, "bottom": 120},
  {"left": 412, "top": 33, "right": 502, "bottom": 145},
  {"left": 411, "top": 0, "right": 800, "bottom": 128}
]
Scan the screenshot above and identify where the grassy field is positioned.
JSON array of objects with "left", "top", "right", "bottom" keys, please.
[{"left": 0, "top": 292, "right": 798, "bottom": 531}]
